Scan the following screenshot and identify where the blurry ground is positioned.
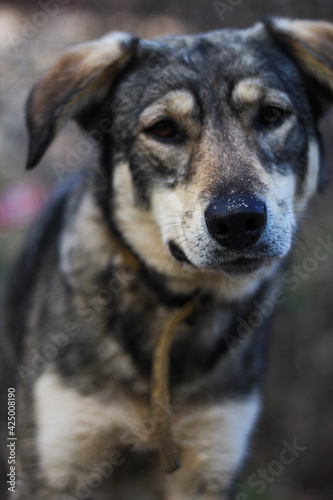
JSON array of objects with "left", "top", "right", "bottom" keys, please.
[{"left": 1, "top": 1, "right": 333, "bottom": 499}]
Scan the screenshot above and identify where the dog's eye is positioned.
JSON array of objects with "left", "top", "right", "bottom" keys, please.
[
  {"left": 148, "top": 120, "right": 179, "bottom": 140},
  {"left": 258, "top": 106, "right": 290, "bottom": 127}
]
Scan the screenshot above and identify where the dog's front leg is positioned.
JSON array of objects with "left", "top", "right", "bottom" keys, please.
[
  {"left": 162, "top": 448, "right": 232, "bottom": 500},
  {"left": 163, "top": 396, "right": 259, "bottom": 500}
]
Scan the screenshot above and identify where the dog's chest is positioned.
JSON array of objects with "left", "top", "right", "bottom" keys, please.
[{"left": 33, "top": 370, "right": 259, "bottom": 494}]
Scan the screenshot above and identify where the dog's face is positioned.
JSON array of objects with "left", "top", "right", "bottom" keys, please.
[{"left": 26, "top": 19, "right": 333, "bottom": 298}]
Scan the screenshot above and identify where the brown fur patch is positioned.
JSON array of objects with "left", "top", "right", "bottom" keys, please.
[
  {"left": 272, "top": 19, "right": 333, "bottom": 94},
  {"left": 30, "top": 33, "right": 135, "bottom": 128},
  {"left": 26, "top": 32, "right": 137, "bottom": 169}
]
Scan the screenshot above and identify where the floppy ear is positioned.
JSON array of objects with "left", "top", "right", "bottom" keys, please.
[
  {"left": 266, "top": 18, "right": 333, "bottom": 117},
  {"left": 26, "top": 32, "right": 138, "bottom": 170}
]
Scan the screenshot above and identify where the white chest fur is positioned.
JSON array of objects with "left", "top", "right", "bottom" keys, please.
[{"left": 34, "top": 370, "right": 260, "bottom": 497}]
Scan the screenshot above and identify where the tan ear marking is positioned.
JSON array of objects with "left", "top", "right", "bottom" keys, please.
[
  {"left": 26, "top": 32, "right": 138, "bottom": 170},
  {"left": 269, "top": 18, "right": 333, "bottom": 98}
]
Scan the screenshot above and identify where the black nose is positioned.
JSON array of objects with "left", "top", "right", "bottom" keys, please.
[{"left": 205, "top": 194, "right": 267, "bottom": 250}]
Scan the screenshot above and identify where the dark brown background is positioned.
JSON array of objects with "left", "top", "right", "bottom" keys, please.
[{"left": 0, "top": 1, "right": 333, "bottom": 498}]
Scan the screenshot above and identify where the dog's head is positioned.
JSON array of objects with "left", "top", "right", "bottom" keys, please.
[{"left": 26, "top": 19, "right": 333, "bottom": 299}]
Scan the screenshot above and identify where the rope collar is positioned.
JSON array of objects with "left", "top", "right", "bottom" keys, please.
[{"left": 151, "top": 298, "right": 196, "bottom": 473}]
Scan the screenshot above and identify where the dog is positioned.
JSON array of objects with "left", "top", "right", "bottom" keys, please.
[{"left": 2, "top": 16, "right": 333, "bottom": 500}]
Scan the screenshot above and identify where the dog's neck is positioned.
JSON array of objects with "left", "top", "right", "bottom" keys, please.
[
  {"left": 106, "top": 215, "right": 269, "bottom": 307},
  {"left": 112, "top": 233, "right": 270, "bottom": 308}
]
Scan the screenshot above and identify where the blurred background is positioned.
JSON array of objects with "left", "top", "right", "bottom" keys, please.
[{"left": 0, "top": 0, "right": 333, "bottom": 498}]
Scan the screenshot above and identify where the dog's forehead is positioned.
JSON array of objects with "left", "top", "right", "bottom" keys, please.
[
  {"left": 138, "top": 25, "right": 264, "bottom": 82},
  {"left": 116, "top": 23, "right": 300, "bottom": 112}
]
